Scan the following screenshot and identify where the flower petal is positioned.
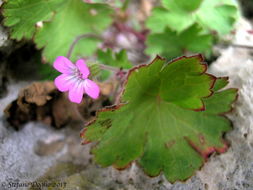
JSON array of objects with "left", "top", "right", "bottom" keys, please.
[
  {"left": 84, "top": 79, "right": 100, "bottom": 99},
  {"left": 54, "top": 74, "right": 77, "bottom": 92},
  {"left": 53, "top": 56, "right": 76, "bottom": 74},
  {"left": 76, "top": 59, "right": 90, "bottom": 79},
  {"left": 68, "top": 80, "right": 84, "bottom": 103}
]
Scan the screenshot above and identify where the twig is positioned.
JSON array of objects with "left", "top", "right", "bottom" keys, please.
[
  {"left": 67, "top": 34, "right": 104, "bottom": 59},
  {"left": 231, "top": 44, "right": 253, "bottom": 49}
]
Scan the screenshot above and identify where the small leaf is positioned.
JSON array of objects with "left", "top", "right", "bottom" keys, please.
[
  {"left": 82, "top": 55, "right": 237, "bottom": 182},
  {"left": 97, "top": 49, "right": 132, "bottom": 69},
  {"left": 197, "top": 3, "right": 238, "bottom": 35},
  {"left": 35, "top": 0, "right": 113, "bottom": 62},
  {"left": 147, "top": 0, "right": 238, "bottom": 35},
  {"left": 146, "top": 7, "right": 194, "bottom": 33},
  {"left": 146, "top": 24, "right": 212, "bottom": 59}
]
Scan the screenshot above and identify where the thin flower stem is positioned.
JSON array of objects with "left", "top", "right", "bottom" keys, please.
[
  {"left": 99, "top": 63, "right": 126, "bottom": 72},
  {"left": 231, "top": 44, "right": 253, "bottom": 49},
  {"left": 67, "top": 34, "right": 104, "bottom": 59}
]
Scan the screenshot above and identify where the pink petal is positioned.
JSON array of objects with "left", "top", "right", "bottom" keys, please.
[
  {"left": 68, "top": 80, "right": 84, "bottom": 103},
  {"left": 76, "top": 59, "right": 90, "bottom": 79},
  {"left": 54, "top": 74, "right": 77, "bottom": 92},
  {"left": 53, "top": 56, "right": 76, "bottom": 74},
  {"left": 84, "top": 79, "right": 100, "bottom": 99}
]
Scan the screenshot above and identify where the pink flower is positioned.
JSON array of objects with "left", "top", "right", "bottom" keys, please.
[{"left": 53, "top": 56, "right": 100, "bottom": 104}]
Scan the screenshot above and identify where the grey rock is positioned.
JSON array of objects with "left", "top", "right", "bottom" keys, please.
[
  {"left": 0, "top": 82, "right": 67, "bottom": 190},
  {"left": 0, "top": 26, "right": 9, "bottom": 50},
  {"left": 197, "top": 18, "right": 253, "bottom": 190}
]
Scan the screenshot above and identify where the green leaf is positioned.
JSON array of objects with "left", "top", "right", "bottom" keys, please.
[
  {"left": 196, "top": 3, "right": 237, "bottom": 35},
  {"left": 147, "top": 0, "right": 238, "bottom": 35},
  {"left": 97, "top": 49, "right": 132, "bottom": 69},
  {"left": 2, "top": 0, "right": 65, "bottom": 40},
  {"left": 38, "top": 63, "right": 59, "bottom": 81},
  {"left": 172, "top": 0, "right": 203, "bottom": 12},
  {"left": 3, "top": 0, "right": 113, "bottom": 62},
  {"left": 99, "top": 70, "right": 111, "bottom": 81},
  {"left": 146, "top": 7, "right": 194, "bottom": 33},
  {"left": 146, "top": 25, "right": 212, "bottom": 59},
  {"left": 34, "top": 0, "right": 113, "bottom": 62},
  {"left": 97, "top": 49, "right": 132, "bottom": 81},
  {"left": 212, "top": 77, "right": 229, "bottom": 91},
  {"left": 203, "top": 77, "right": 238, "bottom": 114},
  {"left": 81, "top": 55, "right": 237, "bottom": 182}
]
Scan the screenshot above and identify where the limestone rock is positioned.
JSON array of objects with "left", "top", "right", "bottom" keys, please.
[{"left": 197, "top": 19, "right": 253, "bottom": 189}]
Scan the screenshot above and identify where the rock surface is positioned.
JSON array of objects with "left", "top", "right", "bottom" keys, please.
[
  {"left": 0, "top": 17, "right": 253, "bottom": 190},
  {"left": 0, "top": 0, "right": 13, "bottom": 98},
  {"left": 198, "top": 19, "right": 253, "bottom": 190},
  {"left": 0, "top": 83, "right": 67, "bottom": 190}
]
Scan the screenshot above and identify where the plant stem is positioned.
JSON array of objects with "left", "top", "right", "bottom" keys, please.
[
  {"left": 67, "top": 34, "right": 103, "bottom": 59},
  {"left": 99, "top": 63, "right": 123, "bottom": 72},
  {"left": 231, "top": 44, "right": 253, "bottom": 49}
]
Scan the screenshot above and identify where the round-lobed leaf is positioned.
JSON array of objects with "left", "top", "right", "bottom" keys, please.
[
  {"left": 145, "top": 24, "right": 212, "bottom": 60},
  {"left": 148, "top": 0, "right": 238, "bottom": 35},
  {"left": 82, "top": 55, "right": 237, "bottom": 182}
]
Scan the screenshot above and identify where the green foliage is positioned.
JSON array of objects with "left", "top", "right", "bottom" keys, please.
[
  {"left": 3, "top": 0, "right": 113, "bottom": 62},
  {"left": 97, "top": 49, "right": 132, "bottom": 80},
  {"left": 146, "top": 24, "right": 212, "bottom": 59},
  {"left": 92, "top": 0, "right": 124, "bottom": 8},
  {"left": 82, "top": 55, "right": 237, "bottom": 182},
  {"left": 97, "top": 49, "right": 132, "bottom": 69},
  {"left": 2, "top": 0, "right": 64, "bottom": 40},
  {"left": 171, "top": 0, "right": 203, "bottom": 12},
  {"left": 39, "top": 63, "right": 59, "bottom": 81},
  {"left": 148, "top": 0, "right": 238, "bottom": 34},
  {"left": 146, "top": 0, "right": 238, "bottom": 59}
]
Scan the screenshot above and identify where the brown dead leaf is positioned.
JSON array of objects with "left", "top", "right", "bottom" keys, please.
[
  {"left": 4, "top": 81, "right": 112, "bottom": 130},
  {"left": 20, "top": 81, "right": 55, "bottom": 106}
]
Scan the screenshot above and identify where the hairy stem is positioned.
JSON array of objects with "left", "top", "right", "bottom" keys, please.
[{"left": 99, "top": 63, "right": 122, "bottom": 72}]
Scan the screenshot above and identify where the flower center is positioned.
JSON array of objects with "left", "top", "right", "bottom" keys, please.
[{"left": 74, "top": 68, "right": 84, "bottom": 79}]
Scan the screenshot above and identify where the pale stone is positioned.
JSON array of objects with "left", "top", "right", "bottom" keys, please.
[{"left": 197, "top": 18, "right": 253, "bottom": 190}]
